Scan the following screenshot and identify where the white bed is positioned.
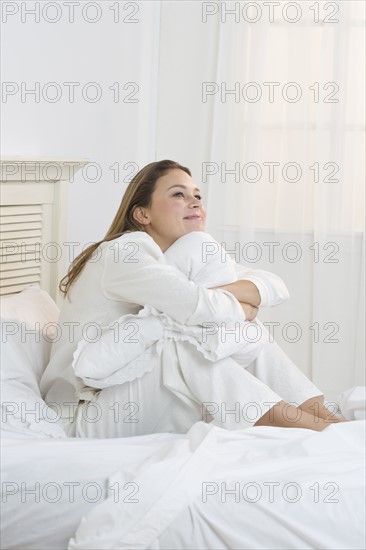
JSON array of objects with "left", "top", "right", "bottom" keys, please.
[{"left": 1, "top": 159, "right": 365, "bottom": 550}]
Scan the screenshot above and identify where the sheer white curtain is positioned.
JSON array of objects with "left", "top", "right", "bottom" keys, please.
[{"left": 205, "top": 1, "right": 365, "bottom": 400}]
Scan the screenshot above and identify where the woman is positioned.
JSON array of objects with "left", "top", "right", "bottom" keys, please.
[{"left": 40, "top": 160, "right": 346, "bottom": 437}]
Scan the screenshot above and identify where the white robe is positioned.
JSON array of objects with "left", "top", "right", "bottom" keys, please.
[
  {"left": 72, "top": 230, "right": 265, "bottom": 386},
  {"left": 40, "top": 231, "right": 321, "bottom": 437}
]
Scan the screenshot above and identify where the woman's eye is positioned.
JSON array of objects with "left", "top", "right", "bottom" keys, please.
[{"left": 173, "top": 192, "right": 202, "bottom": 200}]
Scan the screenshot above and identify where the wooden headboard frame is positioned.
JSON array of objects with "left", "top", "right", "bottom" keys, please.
[{"left": 0, "top": 158, "right": 88, "bottom": 307}]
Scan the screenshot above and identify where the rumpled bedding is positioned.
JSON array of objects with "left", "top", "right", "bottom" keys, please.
[
  {"left": 67, "top": 419, "right": 366, "bottom": 550},
  {"left": 2, "top": 392, "right": 365, "bottom": 550}
]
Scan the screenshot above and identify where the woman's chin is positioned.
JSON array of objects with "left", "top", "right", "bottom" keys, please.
[{"left": 183, "top": 221, "right": 205, "bottom": 231}]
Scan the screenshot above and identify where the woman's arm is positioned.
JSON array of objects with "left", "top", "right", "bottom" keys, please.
[
  {"left": 229, "top": 262, "right": 290, "bottom": 308},
  {"left": 211, "top": 280, "right": 261, "bottom": 307}
]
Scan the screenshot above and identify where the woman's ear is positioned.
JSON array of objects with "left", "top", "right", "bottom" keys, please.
[{"left": 132, "top": 207, "right": 150, "bottom": 225}]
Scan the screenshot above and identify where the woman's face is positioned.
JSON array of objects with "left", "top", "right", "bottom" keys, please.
[{"left": 134, "top": 168, "right": 206, "bottom": 251}]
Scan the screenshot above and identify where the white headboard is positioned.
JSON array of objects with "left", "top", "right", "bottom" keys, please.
[{"left": 0, "top": 158, "right": 88, "bottom": 307}]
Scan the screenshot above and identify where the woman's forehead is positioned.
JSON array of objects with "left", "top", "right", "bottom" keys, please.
[{"left": 157, "top": 170, "right": 200, "bottom": 192}]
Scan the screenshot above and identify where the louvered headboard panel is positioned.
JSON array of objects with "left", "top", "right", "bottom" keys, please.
[
  {"left": 0, "top": 204, "right": 43, "bottom": 293},
  {"left": 0, "top": 159, "right": 88, "bottom": 306}
]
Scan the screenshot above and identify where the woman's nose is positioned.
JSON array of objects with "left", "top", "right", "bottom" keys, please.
[{"left": 189, "top": 196, "right": 201, "bottom": 207}]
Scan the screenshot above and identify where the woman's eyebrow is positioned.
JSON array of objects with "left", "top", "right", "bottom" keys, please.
[{"left": 167, "top": 184, "right": 202, "bottom": 193}]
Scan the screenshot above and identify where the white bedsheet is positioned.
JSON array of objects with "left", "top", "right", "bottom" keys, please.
[
  {"left": 2, "top": 419, "right": 365, "bottom": 550},
  {"left": 2, "top": 287, "right": 364, "bottom": 550}
]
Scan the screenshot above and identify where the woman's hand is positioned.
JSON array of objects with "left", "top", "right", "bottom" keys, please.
[
  {"left": 212, "top": 280, "right": 261, "bottom": 307},
  {"left": 240, "top": 302, "right": 258, "bottom": 321},
  {"left": 210, "top": 283, "right": 260, "bottom": 319}
]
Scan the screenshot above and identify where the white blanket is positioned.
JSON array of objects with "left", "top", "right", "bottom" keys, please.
[
  {"left": 2, "top": 392, "right": 365, "bottom": 550},
  {"left": 67, "top": 420, "right": 365, "bottom": 550}
]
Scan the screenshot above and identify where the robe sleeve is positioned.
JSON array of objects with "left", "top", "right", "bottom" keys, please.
[
  {"left": 232, "top": 260, "right": 290, "bottom": 307},
  {"left": 101, "top": 231, "right": 246, "bottom": 325}
]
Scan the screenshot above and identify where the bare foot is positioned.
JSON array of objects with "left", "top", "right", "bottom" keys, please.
[
  {"left": 298, "top": 396, "right": 349, "bottom": 424},
  {"left": 254, "top": 401, "right": 331, "bottom": 431}
]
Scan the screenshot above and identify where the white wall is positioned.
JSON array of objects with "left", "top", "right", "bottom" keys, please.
[
  {"left": 156, "top": 0, "right": 218, "bottom": 185},
  {"left": 1, "top": 0, "right": 160, "bottom": 252},
  {"left": 1, "top": 1, "right": 218, "bottom": 251}
]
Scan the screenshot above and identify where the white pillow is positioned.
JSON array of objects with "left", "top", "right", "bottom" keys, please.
[
  {"left": 337, "top": 386, "right": 366, "bottom": 420},
  {"left": 1, "top": 286, "right": 66, "bottom": 438},
  {"left": 1, "top": 285, "right": 60, "bottom": 383}
]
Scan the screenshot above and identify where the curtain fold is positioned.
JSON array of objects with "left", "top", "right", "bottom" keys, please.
[{"left": 205, "top": 1, "right": 365, "bottom": 400}]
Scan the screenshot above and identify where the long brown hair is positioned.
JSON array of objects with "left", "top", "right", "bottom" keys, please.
[{"left": 59, "top": 159, "right": 191, "bottom": 298}]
